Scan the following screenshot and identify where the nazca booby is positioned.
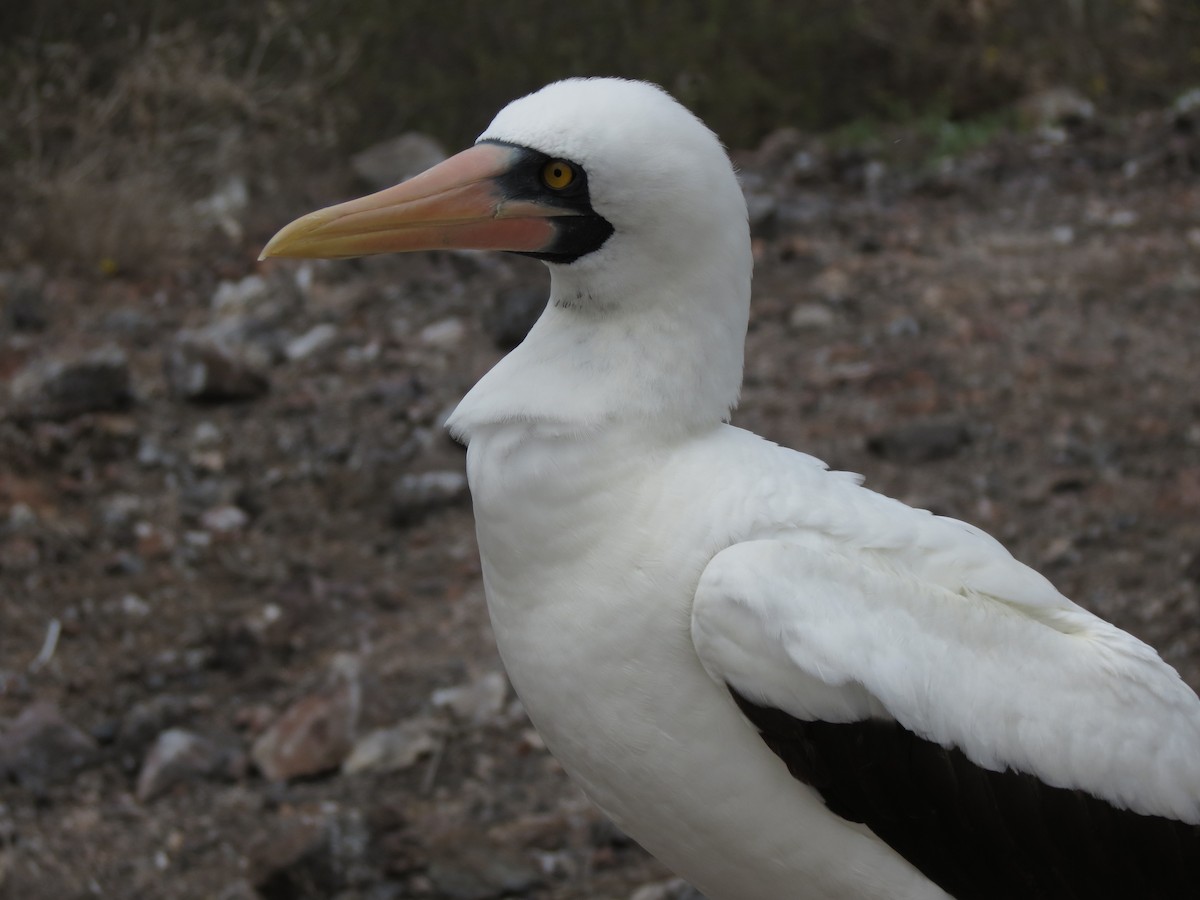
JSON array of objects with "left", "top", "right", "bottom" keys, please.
[{"left": 263, "top": 78, "right": 1200, "bottom": 899}]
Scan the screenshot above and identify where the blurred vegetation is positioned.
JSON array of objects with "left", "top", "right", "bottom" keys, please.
[{"left": 1, "top": 0, "right": 1197, "bottom": 272}]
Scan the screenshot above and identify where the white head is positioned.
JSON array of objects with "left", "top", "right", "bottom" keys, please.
[{"left": 263, "top": 78, "right": 753, "bottom": 437}]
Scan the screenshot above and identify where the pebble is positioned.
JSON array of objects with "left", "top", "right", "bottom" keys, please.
[
  {"left": 342, "top": 716, "right": 445, "bottom": 775},
  {"left": 251, "top": 654, "right": 361, "bottom": 781},
  {"left": 418, "top": 317, "right": 467, "bottom": 348},
  {"left": 135, "top": 728, "right": 246, "bottom": 801},
  {"left": 285, "top": 323, "right": 338, "bottom": 361},
  {"left": 788, "top": 302, "right": 836, "bottom": 330},
  {"left": 164, "top": 335, "right": 269, "bottom": 402},
  {"left": 810, "top": 267, "right": 852, "bottom": 304},
  {"left": 6, "top": 503, "right": 37, "bottom": 530},
  {"left": 191, "top": 420, "right": 223, "bottom": 447},
  {"left": 134, "top": 521, "right": 176, "bottom": 559},
  {"left": 390, "top": 470, "right": 470, "bottom": 526},
  {"left": 8, "top": 345, "right": 132, "bottom": 421},
  {"left": 431, "top": 671, "right": 509, "bottom": 725},
  {"left": 98, "top": 493, "right": 142, "bottom": 537},
  {"left": 1050, "top": 225, "right": 1075, "bottom": 245},
  {"left": 486, "top": 812, "right": 573, "bottom": 853},
  {"left": 200, "top": 504, "right": 250, "bottom": 536},
  {"left": 212, "top": 275, "right": 269, "bottom": 314},
  {"left": 0, "top": 701, "right": 98, "bottom": 790},
  {"left": 425, "top": 842, "right": 543, "bottom": 900}
]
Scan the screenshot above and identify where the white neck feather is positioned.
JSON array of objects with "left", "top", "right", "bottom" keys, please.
[{"left": 446, "top": 236, "right": 750, "bottom": 441}]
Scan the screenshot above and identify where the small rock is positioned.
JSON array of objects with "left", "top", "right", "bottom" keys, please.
[
  {"left": 212, "top": 275, "right": 270, "bottom": 314},
  {"left": 788, "top": 303, "right": 836, "bottom": 330},
  {"left": 7, "top": 502, "right": 37, "bottom": 530},
  {"left": 252, "top": 654, "right": 361, "bottom": 781},
  {"left": 483, "top": 287, "right": 545, "bottom": 350},
  {"left": 121, "top": 593, "right": 151, "bottom": 617},
  {"left": 342, "top": 716, "right": 445, "bottom": 775},
  {"left": 136, "top": 728, "right": 245, "bottom": 801},
  {"left": 191, "top": 420, "right": 223, "bottom": 447},
  {"left": 1050, "top": 225, "right": 1075, "bottom": 245},
  {"left": 426, "top": 841, "right": 543, "bottom": 900},
  {"left": 418, "top": 317, "right": 466, "bottom": 348},
  {"left": 165, "top": 335, "right": 269, "bottom": 402},
  {"left": 431, "top": 671, "right": 509, "bottom": 725},
  {"left": 200, "top": 504, "right": 250, "bottom": 536},
  {"left": 487, "top": 812, "right": 572, "bottom": 853},
  {"left": 134, "top": 521, "right": 176, "bottom": 559},
  {"left": 8, "top": 346, "right": 132, "bottom": 421},
  {"left": 285, "top": 323, "right": 338, "bottom": 361},
  {"left": 0, "top": 701, "right": 98, "bottom": 789},
  {"left": 810, "top": 267, "right": 852, "bottom": 304},
  {"left": 390, "top": 470, "right": 470, "bottom": 526},
  {"left": 99, "top": 492, "right": 142, "bottom": 532},
  {"left": 866, "top": 420, "right": 971, "bottom": 464},
  {"left": 1107, "top": 209, "right": 1137, "bottom": 229},
  {"left": 352, "top": 133, "right": 447, "bottom": 192},
  {"left": 1040, "top": 535, "right": 1079, "bottom": 568}
]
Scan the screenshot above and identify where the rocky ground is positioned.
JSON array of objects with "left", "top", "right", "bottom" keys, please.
[{"left": 1, "top": 93, "right": 1199, "bottom": 899}]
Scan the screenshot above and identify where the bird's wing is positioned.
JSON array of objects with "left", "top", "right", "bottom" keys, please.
[{"left": 691, "top": 538, "right": 1200, "bottom": 899}]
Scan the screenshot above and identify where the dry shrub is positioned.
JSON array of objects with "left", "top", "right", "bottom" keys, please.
[{"left": 0, "top": 14, "right": 351, "bottom": 275}]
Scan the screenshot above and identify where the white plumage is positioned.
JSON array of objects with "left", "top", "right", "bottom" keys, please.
[{"left": 264, "top": 78, "right": 1200, "bottom": 900}]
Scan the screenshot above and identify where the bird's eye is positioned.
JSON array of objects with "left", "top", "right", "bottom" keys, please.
[{"left": 541, "top": 159, "right": 575, "bottom": 190}]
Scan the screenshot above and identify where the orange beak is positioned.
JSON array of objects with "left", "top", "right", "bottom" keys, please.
[{"left": 260, "top": 143, "right": 575, "bottom": 260}]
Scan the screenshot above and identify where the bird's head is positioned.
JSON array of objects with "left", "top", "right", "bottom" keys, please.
[
  {"left": 264, "top": 78, "right": 752, "bottom": 432},
  {"left": 263, "top": 78, "right": 749, "bottom": 315}
]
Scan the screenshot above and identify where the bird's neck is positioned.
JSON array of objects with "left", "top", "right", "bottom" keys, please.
[{"left": 446, "top": 260, "right": 750, "bottom": 442}]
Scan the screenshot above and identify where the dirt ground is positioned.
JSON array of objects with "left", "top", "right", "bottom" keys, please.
[{"left": 1, "top": 101, "right": 1199, "bottom": 899}]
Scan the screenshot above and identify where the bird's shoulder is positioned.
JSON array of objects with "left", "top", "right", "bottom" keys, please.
[{"left": 674, "top": 424, "right": 1071, "bottom": 615}]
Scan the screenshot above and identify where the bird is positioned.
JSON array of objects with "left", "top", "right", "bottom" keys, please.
[{"left": 262, "top": 78, "right": 1200, "bottom": 900}]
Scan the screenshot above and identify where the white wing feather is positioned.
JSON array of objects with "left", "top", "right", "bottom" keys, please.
[{"left": 692, "top": 537, "right": 1200, "bottom": 824}]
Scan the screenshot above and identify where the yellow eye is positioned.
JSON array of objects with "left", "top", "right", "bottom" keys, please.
[{"left": 542, "top": 159, "right": 575, "bottom": 190}]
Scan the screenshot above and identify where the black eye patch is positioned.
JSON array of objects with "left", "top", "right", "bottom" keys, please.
[{"left": 477, "top": 139, "right": 614, "bottom": 263}]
